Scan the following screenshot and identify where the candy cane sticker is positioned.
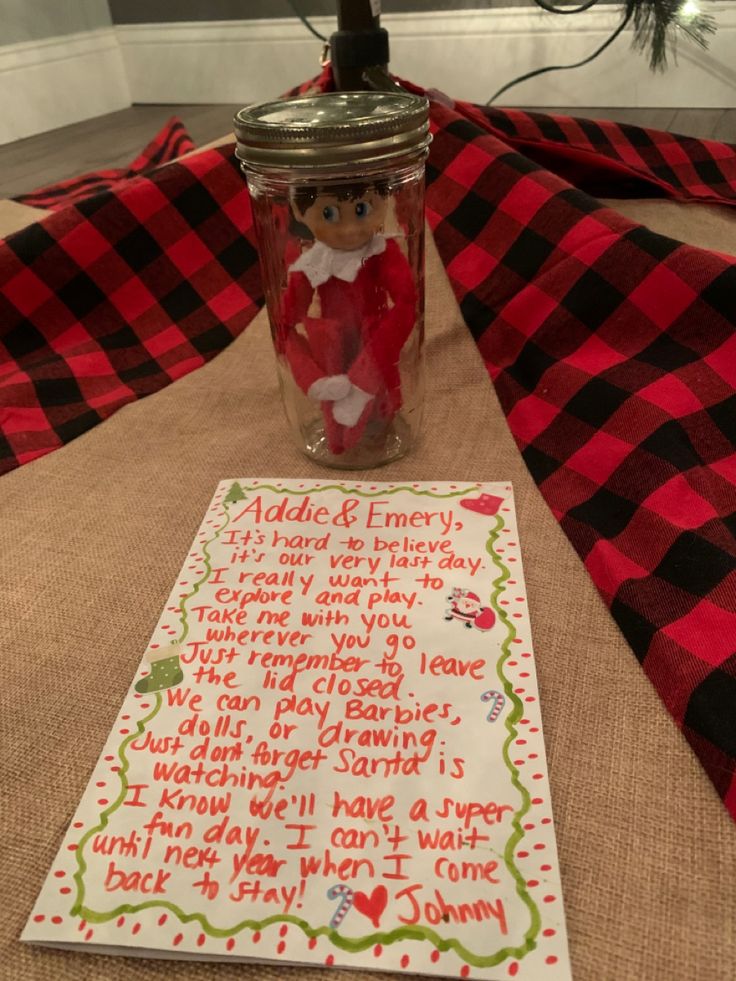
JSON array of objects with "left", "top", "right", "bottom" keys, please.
[
  {"left": 327, "top": 884, "right": 354, "bottom": 929},
  {"left": 481, "top": 689, "right": 505, "bottom": 722}
]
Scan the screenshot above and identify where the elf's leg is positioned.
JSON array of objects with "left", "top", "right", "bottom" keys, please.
[
  {"left": 322, "top": 403, "right": 346, "bottom": 454},
  {"left": 135, "top": 643, "right": 184, "bottom": 693},
  {"left": 339, "top": 399, "right": 374, "bottom": 451}
]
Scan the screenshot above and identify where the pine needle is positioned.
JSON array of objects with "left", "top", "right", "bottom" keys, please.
[{"left": 629, "top": 0, "right": 717, "bottom": 70}]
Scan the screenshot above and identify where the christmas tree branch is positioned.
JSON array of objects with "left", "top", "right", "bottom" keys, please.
[
  {"left": 531, "top": 0, "right": 716, "bottom": 70},
  {"left": 630, "top": 0, "right": 716, "bottom": 70}
]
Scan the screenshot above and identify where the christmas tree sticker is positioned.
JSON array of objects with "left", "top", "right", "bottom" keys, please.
[{"left": 224, "top": 481, "right": 246, "bottom": 505}]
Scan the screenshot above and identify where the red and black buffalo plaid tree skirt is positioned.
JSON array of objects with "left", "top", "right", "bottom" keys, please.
[
  {"left": 1, "top": 71, "right": 735, "bottom": 820},
  {"left": 12, "top": 116, "right": 195, "bottom": 211}
]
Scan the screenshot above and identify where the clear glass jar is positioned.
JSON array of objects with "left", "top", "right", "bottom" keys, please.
[{"left": 234, "top": 91, "right": 430, "bottom": 469}]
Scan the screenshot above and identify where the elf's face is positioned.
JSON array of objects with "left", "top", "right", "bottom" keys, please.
[{"left": 301, "top": 190, "right": 388, "bottom": 252}]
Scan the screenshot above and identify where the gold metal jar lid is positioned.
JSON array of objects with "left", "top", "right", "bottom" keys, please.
[{"left": 234, "top": 91, "right": 430, "bottom": 173}]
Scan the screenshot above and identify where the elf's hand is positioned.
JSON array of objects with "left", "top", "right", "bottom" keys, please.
[
  {"left": 333, "top": 385, "right": 372, "bottom": 426},
  {"left": 307, "top": 374, "right": 351, "bottom": 402}
]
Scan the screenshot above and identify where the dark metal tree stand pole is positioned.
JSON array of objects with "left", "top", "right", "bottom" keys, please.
[{"left": 330, "top": 0, "right": 390, "bottom": 91}]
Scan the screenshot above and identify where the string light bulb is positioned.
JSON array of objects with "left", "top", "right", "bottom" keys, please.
[{"left": 679, "top": 0, "right": 702, "bottom": 22}]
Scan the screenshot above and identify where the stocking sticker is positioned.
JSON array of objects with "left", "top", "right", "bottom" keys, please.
[
  {"left": 460, "top": 493, "right": 504, "bottom": 516},
  {"left": 134, "top": 643, "right": 183, "bottom": 695}
]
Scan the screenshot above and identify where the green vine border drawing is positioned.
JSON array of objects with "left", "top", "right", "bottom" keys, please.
[{"left": 71, "top": 483, "right": 539, "bottom": 967}]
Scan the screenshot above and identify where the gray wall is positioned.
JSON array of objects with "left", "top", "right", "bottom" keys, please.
[
  {"left": 0, "top": 0, "right": 112, "bottom": 45},
  {"left": 108, "top": 1, "right": 543, "bottom": 24}
]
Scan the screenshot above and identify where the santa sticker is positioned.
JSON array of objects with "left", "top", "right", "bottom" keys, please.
[{"left": 445, "top": 587, "right": 496, "bottom": 631}]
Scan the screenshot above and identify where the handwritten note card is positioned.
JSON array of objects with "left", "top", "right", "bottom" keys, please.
[{"left": 23, "top": 479, "right": 570, "bottom": 979}]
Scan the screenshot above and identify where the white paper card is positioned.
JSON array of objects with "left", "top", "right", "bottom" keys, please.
[{"left": 23, "top": 479, "right": 570, "bottom": 979}]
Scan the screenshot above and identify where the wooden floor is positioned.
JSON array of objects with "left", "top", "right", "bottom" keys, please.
[{"left": 0, "top": 104, "right": 734, "bottom": 200}]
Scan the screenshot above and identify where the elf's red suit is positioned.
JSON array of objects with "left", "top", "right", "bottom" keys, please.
[{"left": 278, "top": 235, "right": 417, "bottom": 454}]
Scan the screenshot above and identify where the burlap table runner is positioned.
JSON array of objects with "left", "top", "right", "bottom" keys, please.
[
  {"left": 0, "top": 200, "right": 49, "bottom": 237},
  {"left": 2, "top": 215, "right": 735, "bottom": 981}
]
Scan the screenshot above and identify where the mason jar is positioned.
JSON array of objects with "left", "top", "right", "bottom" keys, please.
[{"left": 234, "top": 91, "right": 430, "bottom": 469}]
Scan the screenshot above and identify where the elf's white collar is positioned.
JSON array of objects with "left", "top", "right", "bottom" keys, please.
[{"left": 290, "top": 234, "right": 387, "bottom": 288}]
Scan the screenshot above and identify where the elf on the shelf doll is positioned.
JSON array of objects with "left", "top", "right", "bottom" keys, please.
[{"left": 278, "top": 180, "right": 418, "bottom": 455}]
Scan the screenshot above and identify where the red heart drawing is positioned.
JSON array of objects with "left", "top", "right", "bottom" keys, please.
[
  {"left": 460, "top": 493, "right": 504, "bottom": 516},
  {"left": 353, "top": 885, "right": 388, "bottom": 928}
]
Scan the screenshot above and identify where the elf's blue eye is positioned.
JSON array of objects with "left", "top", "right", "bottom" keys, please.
[
  {"left": 322, "top": 205, "right": 340, "bottom": 222},
  {"left": 355, "top": 201, "right": 373, "bottom": 219}
]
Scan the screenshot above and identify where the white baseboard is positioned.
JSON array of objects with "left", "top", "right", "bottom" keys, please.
[
  {"left": 0, "top": 6, "right": 732, "bottom": 148},
  {"left": 116, "top": 3, "right": 736, "bottom": 109},
  {"left": 0, "top": 29, "right": 131, "bottom": 147}
]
